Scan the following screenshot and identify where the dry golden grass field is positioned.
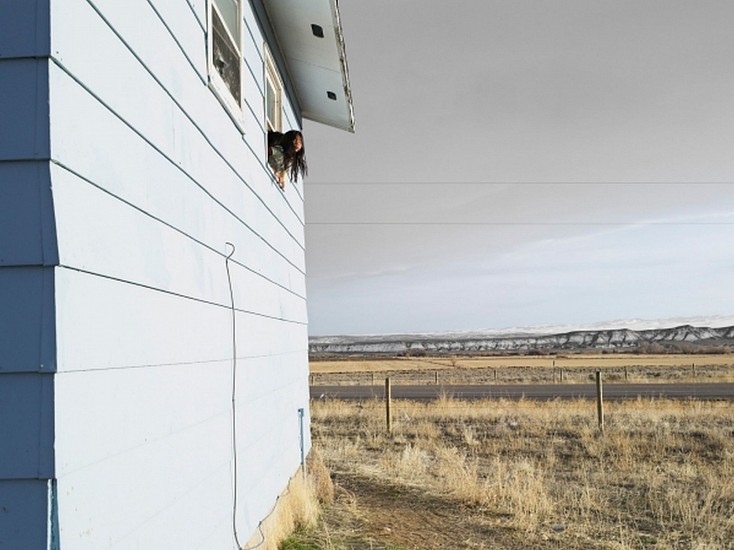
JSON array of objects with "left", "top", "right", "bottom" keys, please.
[
  {"left": 309, "top": 354, "right": 734, "bottom": 386},
  {"left": 280, "top": 355, "right": 734, "bottom": 549}
]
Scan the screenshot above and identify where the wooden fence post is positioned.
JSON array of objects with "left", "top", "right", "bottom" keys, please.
[
  {"left": 385, "top": 377, "right": 392, "bottom": 433},
  {"left": 595, "top": 371, "right": 604, "bottom": 433},
  {"left": 560, "top": 368, "right": 565, "bottom": 382}
]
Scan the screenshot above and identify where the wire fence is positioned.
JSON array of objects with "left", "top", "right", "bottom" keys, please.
[
  {"left": 310, "top": 362, "right": 734, "bottom": 387},
  {"left": 310, "top": 378, "right": 734, "bottom": 442}
]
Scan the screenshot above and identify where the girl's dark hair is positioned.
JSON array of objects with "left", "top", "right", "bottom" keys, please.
[{"left": 268, "top": 130, "right": 308, "bottom": 183}]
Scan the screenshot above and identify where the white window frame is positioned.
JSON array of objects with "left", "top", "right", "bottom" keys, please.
[
  {"left": 264, "top": 45, "right": 283, "bottom": 132},
  {"left": 207, "top": 0, "right": 245, "bottom": 129}
]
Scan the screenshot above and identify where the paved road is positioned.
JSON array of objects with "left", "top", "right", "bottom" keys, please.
[{"left": 311, "top": 382, "right": 734, "bottom": 401}]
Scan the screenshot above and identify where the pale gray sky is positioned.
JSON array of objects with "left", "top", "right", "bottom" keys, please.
[{"left": 302, "top": 0, "right": 734, "bottom": 335}]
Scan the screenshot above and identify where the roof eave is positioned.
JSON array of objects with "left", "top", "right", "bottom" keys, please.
[{"left": 264, "top": 0, "right": 355, "bottom": 133}]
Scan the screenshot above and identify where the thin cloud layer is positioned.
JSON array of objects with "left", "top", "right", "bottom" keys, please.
[{"left": 303, "top": 0, "right": 734, "bottom": 335}]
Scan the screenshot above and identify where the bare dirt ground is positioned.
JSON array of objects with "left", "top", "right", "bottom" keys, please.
[
  {"left": 283, "top": 355, "right": 734, "bottom": 550},
  {"left": 311, "top": 473, "right": 521, "bottom": 549},
  {"left": 309, "top": 470, "right": 555, "bottom": 550}
]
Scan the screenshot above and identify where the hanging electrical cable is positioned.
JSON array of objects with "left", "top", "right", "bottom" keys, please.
[{"left": 225, "top": 242, "right": 245, "bottom": 550}]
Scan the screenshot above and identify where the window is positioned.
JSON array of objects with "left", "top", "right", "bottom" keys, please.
[
  {"left": 208, "top": 0, "right": 243, "bottom": 115},
  {"left": 264, "top": 46, "right": 282, "bottom": 132}
]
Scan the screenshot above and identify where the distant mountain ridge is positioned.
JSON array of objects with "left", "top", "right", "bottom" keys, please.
[{"left": 309, "top": 324, "right": 734, "bottom": 357}]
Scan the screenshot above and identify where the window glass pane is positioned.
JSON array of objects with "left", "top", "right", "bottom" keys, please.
[
  {"left": 264, "top": 47, "right": 281, "bottom": 130},
  {"left": 212, "top": 8, "right": 241, "bottom": 104},
  {"left": 266, "top": 79, "right": 276, "bottom": 122},
  {"left": 213, "top": 0, "right": 239, "bottom": 41}
]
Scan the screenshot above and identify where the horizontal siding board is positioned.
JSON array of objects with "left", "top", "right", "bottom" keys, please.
[
  {"left": 0, "top": 267, "right": 56, "bottom": 373},
  {"left": 0, "top": 373, "right": 54, "bottom": 478},
  {"left": 238, "top": 440, "right": 305, "bottom": 536},
  {"left": 234, "top": 396, "right": 309, "bottom": 539},
  {"left": 237, "top": 397, "right": 307, "bottom": 469},
  {"left": 145, "top": 0, "right": 208, "bottom": 83},
  {"left": 48, "top": 70, "right": 305, "bottom": 273},
  {"left": 229, "top": 261, "right": 307, "bottom": 324},
  {"left": 55, "top": 268, "right": 230, "bottom": 372},
  {"left": 0, "top": 59, "right": 49, "bottom": 161},
  {"left": 238, "top": 384, "right": 306, "bottom": 439},
  {"left": 0, "top": 0, "right": 50, "bottom": 58},
  {"left": 0, "top": 480, "right": 49, "bottom": 549},
  {"left": 78, "top": 0, "right": 208, "bottom": 98},
  {"left": 241, "top": 84, "right": 268, "bottom": 139},
  {"left": 54, "top": 365, "right": 231, "bottom": 479},
  {"left": 0, "top": 161, "right": 58, "bottom": 266},
  {"left": 54, "top": 271, "right": 307, "bottom": 380},
  {"left": 282, "top": 101, "right": 300, "bottom": 133},
  {"left": 35, "top": 0, "right": 314, "bottom": 546},
  {"left": 235, "top": 312, "right": 308, "bottom": 360},
  {"left": 230, "top": 321, "right": 310, "bottom": 529},
  {"left": 234, "top": 348, "right": 311, "bottom": 512},
  {"left": 53, "top": 0, "right": 197, "bottom": 106},
  {"left": 49, "top": 68, "right": 307, "bottom": 284},
  {"left": 237, "top": 351, "right": 309, "bottom": 403},
  {"left": 186, "top": 0, "right": 206, "bottom": 30},
  {"left": 241, "top": 1, "right": 268, "bottom": 139},
  {"left": 241, "top": 61, "right": 266, "bottom": 139},
  {"left": 242, "top": 3, "right": 265, "bottom": 97},
  {"left": 52, "top": 169, "right": 225, "bottom": 305},
  {"left": 84, "top": 463, "right": 233, "bottom": 549},
  {"left": 53, "top": 319, "right": 307, "bottom": 548},
  {"left": 52, "top": 168, "right": 306, "bottom": 322},
  {"left": 54, "top": 365, "right": 232, "bottom": 548},
  {"left": 51, "top": 0, "right": 305, "bottom": 234},
  {"left": 242, "top": 1, "right": 265, "bottom": 62}
]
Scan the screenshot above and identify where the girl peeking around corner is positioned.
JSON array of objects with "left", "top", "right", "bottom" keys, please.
[{"left": 267, "top": 130, "right": 307, "bottom": 189}]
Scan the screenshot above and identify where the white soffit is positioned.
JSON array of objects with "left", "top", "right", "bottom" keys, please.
[{"left": 264, "top": 0, "right": 355, "bottom": 133}]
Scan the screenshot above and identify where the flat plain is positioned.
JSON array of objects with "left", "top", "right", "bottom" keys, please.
[{"left": 309, "top": 353, "right": 734, "bottom": 386}]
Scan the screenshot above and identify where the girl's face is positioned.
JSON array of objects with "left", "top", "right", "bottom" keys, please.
[{"left": 293, "top": 134, "right": 303, "bottom": 152}]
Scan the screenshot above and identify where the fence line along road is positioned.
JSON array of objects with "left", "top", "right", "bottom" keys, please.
[{"left": 310, "top": 382, "right": 734, "bottom": 401}]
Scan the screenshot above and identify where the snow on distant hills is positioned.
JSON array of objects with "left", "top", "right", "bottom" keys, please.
[
  {"left": 525, "top": 315, "right": 734, "bottom": 334},
  {"left": 309, "top": 316, "right": 734, "bottom": 356}
]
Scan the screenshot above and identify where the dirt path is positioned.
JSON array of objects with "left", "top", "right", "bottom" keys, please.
[{"left": 324, "top": 472, "right": 556, "bottom": 550}]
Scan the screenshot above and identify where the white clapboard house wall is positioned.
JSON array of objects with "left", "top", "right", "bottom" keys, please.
[{"left": 0, "top": 0, "right": 353, "bottom": 548}]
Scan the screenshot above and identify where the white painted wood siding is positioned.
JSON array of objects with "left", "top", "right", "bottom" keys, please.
[{"left": 47, "top": 0, "right": 311, "bottom": 547}]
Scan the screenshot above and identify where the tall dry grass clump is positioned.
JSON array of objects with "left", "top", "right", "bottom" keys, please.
[
  {"left": 245, "top": 450, "right": 335, "bottom": 550},
  {"left": 310, "top": 396, "right": 734, "bottom": 549}
]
